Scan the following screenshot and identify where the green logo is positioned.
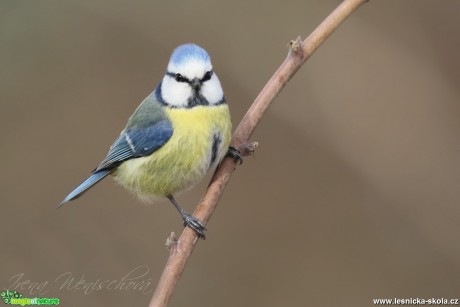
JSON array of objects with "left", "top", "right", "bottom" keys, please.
[{"left": 1, "top": 290, "right": 59, "bottom": 306}]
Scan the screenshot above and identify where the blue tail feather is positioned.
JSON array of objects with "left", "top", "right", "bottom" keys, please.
[{"left": 58, "top": 169, "right": 111, "bottom": 207}]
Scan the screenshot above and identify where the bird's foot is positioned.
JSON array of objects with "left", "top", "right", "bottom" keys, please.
[
  {"left": 182, "top": 213, "right": 207, "bottom": 239},
  {"left": 227, "top": 146, "right": 243, "bottom": 165}
]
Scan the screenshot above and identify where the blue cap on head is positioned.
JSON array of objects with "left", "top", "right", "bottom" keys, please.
[{"left": 169, "top": 44, "right": 210, "bottom": 67}]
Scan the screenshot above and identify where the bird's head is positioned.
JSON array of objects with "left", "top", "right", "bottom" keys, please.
[{"left": 159, "top": 44, "right": 225, "bottom": 108}]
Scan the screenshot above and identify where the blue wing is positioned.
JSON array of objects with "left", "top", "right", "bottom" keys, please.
[
  {"left": 59, "top": 106, "right": 173, "bottom": 206},
  {"left": 95, "top": 120, "right": 173, "bottom": 171}
]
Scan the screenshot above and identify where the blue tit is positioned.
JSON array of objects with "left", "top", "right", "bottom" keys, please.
[{"left": 60, "top": 43, "right": 238, "bottom": 239}]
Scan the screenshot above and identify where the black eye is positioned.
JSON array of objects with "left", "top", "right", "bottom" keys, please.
[
  {"left": 174, "top": 73, "right": 187, "bottom": 82},
  {"left": 202, "top": 71, "right": 213, "bottom": 82}
]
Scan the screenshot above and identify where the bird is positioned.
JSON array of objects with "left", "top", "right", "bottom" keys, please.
[{"left": 59, "top": 43, "right": 240, "bottom": 239}]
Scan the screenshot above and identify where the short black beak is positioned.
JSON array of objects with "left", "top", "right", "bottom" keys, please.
[{"left": 190, "top": 78, "right": 201, "bottom": 91}]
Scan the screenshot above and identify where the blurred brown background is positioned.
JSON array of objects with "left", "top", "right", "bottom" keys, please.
[{"left": 1, "top": 1, "right": 460, "bottom": 306}]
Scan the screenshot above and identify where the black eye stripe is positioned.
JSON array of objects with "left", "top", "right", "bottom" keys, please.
[
  {"left": 166, "top": 72, "right": 189, "bottom": 83},
  {"left": 201, "top": 70, "right": 213, "bottom": 82},
  {"left": 166, "top": 70, "right": 214, "bottom": 83}
]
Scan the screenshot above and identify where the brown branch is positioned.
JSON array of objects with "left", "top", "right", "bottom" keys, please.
[{"left": 149, "top": 0, "right": 369, "bottom": 306}]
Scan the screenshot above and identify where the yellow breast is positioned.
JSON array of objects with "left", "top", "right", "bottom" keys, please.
[{"left": 114, "top": 104, "right": 231, "bottom": 198}]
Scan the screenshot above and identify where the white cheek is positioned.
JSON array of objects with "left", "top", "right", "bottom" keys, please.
[
  {"left": 161, "top": 76, "right": 191, "bottom": 107},
  {"left": 201, "top": 74, "right": 224, "bottom": 105}
]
